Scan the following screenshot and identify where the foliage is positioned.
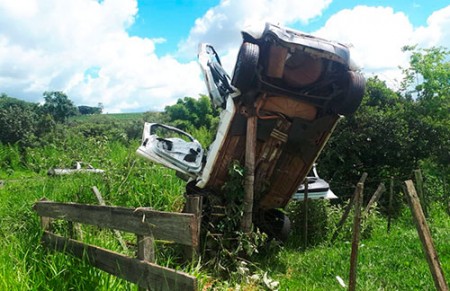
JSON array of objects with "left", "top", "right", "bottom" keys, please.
[
  {"left": 201, "top": 161, "right": 274, "bottom": 288},
  {"left": 0, "top": 113, "right": 448, "bottom": 289},
  {"left": 164, "top": 95, "right": 219, "bottom": 131},
  {"left": 287, "top": 200, "right": 332, "bottom": 247},
  {"left": 400, "top": 46, "right": 450, "bottom": 168},
  {"left": 0, "top": 101, "right": 38, "bottom": 145},
  {"left": 401, "top": 46, "right": 450, "bottom": 103},
  {"left": 318, "top": 77, "right": 413, "bottom": 203},
  {"left": 319, "top": 45, "right": 450, "bottom": 208},
  {"left": 42, "top": 91, "right": 78, "bottom": 123},
  {"left": 0, "top": 143, "right": 22, "bottom": 174},
  {"left": 78, "top": 105, "right": 102, "bottom": 115}
]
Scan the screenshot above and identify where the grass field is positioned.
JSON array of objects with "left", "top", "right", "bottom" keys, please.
[
  {"left": 70, "top": 112, "right": 146, "bottom": 122},
  {"left": 0, "top": 134, "right": 449, "bottom": 290}
]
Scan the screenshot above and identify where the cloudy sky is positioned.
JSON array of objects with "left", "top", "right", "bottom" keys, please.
[{"left": 1, "top": 0, "right": 449, "bottom": 113}]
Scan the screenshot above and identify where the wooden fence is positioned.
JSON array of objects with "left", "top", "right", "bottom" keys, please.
[{"left": 33, "top": 199, "right": 200, "bottom": 290}]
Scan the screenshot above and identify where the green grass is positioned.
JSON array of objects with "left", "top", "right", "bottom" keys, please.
[
  {"left": 262, "top": 207, "right": 449, "bottom": 290},
  {"left": 70, "top": 112, "right": 145, "bottom": 122},
  {"left": 0, "top": 134, "right": 449, "bottom": 290}
]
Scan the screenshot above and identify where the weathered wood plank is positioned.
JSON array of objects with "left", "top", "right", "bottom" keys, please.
[
  {"left": 364, "top": 183, "right": 386, "bottom": 214},
  {"left": 42, "top": 232, "right": 197, "bottom": 291},
  {"left": 34, "top": 201, "right": 197, "bottom": 247},
  {"left": 303, "top": 177, "right": 309, "bottom": 249},
  {"left": 414, "top": 169, "right": 428, "bottom": 217},
  {"left": 91, "top": 187, "right": 128, "bottom": 251},
  {"left": 404, "top": 180, "right": 448, "bottom": 291},
  {"left": 137, "top": 234, "right": 155, "bottom": 291},
  {"left": 183, "top": 196, "right": 202, "bottom": 260},
  {"left": 92, "top": 186, "right": 106, "bottom": 205},
  {"left": 242, "top": 113, "right": 257, "bottom": 233},
  {"left": 137, "top": 234, "right": 155, "bottom": 263},
  {"left": 349, "top": 182, "right": 364, "bottom": 291},
  {"left": 331, "top": 172, "right": 368, "bottom": 242},
  {"left": 387, "top": 176, "right": 394, "bottom": 233}
]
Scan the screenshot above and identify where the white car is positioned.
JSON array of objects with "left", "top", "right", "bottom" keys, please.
[
  {"left": 137, "top": 23, "right": 364, "bottom": 239},
  {"left": 292, "top": 165, "right": 337, "bottom": 201}
]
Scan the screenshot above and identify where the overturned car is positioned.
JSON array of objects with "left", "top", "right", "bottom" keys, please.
[{"left": 137, "top": 23, "right": 365, "bottom": 239}]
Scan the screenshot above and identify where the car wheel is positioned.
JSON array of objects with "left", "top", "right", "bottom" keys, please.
[
  {"left": 333, "top": 71, "right": 365, "bottom": 115},
  {"left": 255, "top": 208, "right": 291, "bottom": 242},
  {"left": 231, "top": 42, "right": 259, "bottom": 93}
]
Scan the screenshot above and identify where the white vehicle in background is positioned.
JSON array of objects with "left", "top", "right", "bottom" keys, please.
[{"left": 292, "top": 164, "right": 337, "bottom": 201}]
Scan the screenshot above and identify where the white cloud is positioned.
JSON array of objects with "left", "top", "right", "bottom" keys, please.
[
  {"left": 0, "top": 0, "right": 448, "bottom": 113},
  {"left": 178, "top": 0, "right": 332, "bottom": 57},
  {"left": 313, "top": 6, "right": 414, "bottom": 89},
  {"left": 0, "top": 0, "right": 204, "bottom": 112},
  {"left": 413, "top": 5, "right": 450, "bottom": 49},
  {"left": 313, "top": 5, "right": 450, "bottom": 90}
]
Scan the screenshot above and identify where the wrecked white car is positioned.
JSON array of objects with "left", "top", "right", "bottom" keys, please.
[{"left": 137, "top": 23, "right": 365, "bottom": 239}]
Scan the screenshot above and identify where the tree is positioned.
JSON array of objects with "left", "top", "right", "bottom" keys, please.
[
  {"left": 42, "top": 91, "right": 78, "bottom": 123},
  {"left": 78, "top": 105, "right": 102, "bottom": 115},
  {"left": 164, "top": 95, "right": 219, "bottom": 131},
  {"left": 400, "top": 46, "right": 450, "bottom": 167},
  {"left": 318, "top": 46, "right": 449, "bottom": 207},
  {"left": 0, "top": 94, "right": 55, "bottom": 146},
  {"left": 318, "top": 77, "right": 414, "bottom": 197},
  {"left": 0, "top": 99, "right": 37, "bottom": 145}
]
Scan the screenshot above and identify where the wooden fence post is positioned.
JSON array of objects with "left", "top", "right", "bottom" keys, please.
[
  {"left": 303, "top": 178, "right": 309, "bottom": 249},
  {"left": 443, "top": 174, "right": 449, "bottom": 215},
  {"left": 38, "top": 198, "right": 53, "bottom": 232},
  {"left": 331, "top": 172, "right": 367, "bottom": 242},
  {"left": 387, "top": 176, "right": 394, "bottom": 233},
  {"left": 364, "top": 183, "right": 386, "bottom": 214},
  {"left": 137, "top": 234, "right": 155, "bottom": 291},
  {"left": 183, "top": 195, "right": 203, "bottom": 260},
  {"left": 241, "top": 112, "right": 257, "bottom": 233},
  {"left": 414, "top": 169, "right": 428, "bottom": 217},
  {"left": 92, "top": 186, "right": 127, "bottom": 251},
  {"left": 404, "top": 180, "right": 448, "bottom": 291},
  {"left": 348, "top": 182, "right": 364, "bottom": 291}
]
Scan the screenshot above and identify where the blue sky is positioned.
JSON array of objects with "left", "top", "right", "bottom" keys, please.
[
  {"left": 129, "top": 0, "right": 449, "bottom": 56},
  {"left": 128, "top": 0, "right": 220, "bottom": 56},
  {"left": 0, "top": 0, "right": 449, "bottom": 112}
]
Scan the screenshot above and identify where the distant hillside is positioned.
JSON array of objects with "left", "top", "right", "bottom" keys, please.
[{"left": 70, "top": 112, "right": 146, "bottom": 122}]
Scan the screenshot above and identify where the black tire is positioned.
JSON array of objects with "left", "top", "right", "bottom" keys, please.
[
  {"left": 333, "top": 71, "right": 366, "bottom": 115},
  {"left": 255, "top": 209, "right": 291, "bottom": 242},
  {"left": 231, "top": 42, "right": 259, "bottom": 93}
]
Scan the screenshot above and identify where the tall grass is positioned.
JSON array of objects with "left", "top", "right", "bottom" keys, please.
[{"left": 0, "top": 124, "right": 448, "bottom": 289}]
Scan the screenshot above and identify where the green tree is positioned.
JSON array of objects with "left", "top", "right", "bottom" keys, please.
[
  {"left": 164, "top": 95, "right": 219, "bottom": 131},
  {"left": 318, "top": 46, "right": 449, "bottom": 208},
  {"left": 0, "top": 94, "right": 39, "bottom": 146},
  {"left": 42, "top": 91, "right": 78, "bottom": 123},
  {"left": 400, "top": 46, "right": 450, "bottom": 167},
  {"left": 318, "top": 77, "right": 413, "bottom": 197},
  {"left": 78, "top": 105, "right": 102, "bottom": 115}
]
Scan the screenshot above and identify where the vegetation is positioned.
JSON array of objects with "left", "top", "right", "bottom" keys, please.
[
  {"left": 0, "top": 45, "right": 448, "bottom": 289},
  {"left": 164, "top": 95, "right": 220, "bottom": 132},
  {"left": 78, "top": 105, "right": 103, "bottom": 115},
  {"left": 41, "top": 91, "right": 79, "bottom": 123},
  {"left": 318, "top": 46, "right": 449, "bottom": 211}
]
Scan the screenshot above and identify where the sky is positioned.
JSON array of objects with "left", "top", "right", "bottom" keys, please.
[{"left": 0, "top": 0, "right": 449, "bottom": 113}]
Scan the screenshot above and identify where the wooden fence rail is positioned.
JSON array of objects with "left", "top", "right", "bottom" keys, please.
[
  {"left": 34, "top": 201, "right": 199, "bottom": 247},
  {"left": 33, "top": 200, "right": 199, "bottom": 291}
]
